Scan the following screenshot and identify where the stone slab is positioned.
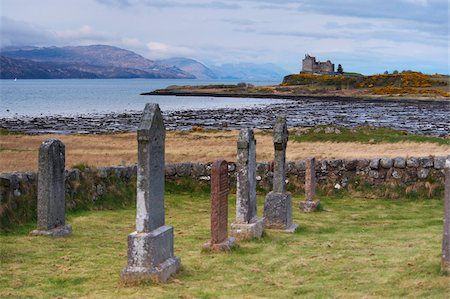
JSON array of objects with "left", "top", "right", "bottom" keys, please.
[
  {"left": 121, "top": 225, "right": 181, "bottom": 284},
  {"left": 236, "top": 128, "right": 257, "bottom": 223},
  {"left": 121, "top": 256, "right": 181, "bottom": 284},
  {"left": 230, "top": 218, "right": 264, "bottom": 240},
  {"left": 299, "top": 200, "right": 321, "bottom": 212},
  {"left": 210, "top": 160, "right": 230, "bottom": 245},
  {"left": 267, "top": 223, "right": 299, "bottom": 234},
  {"left": 37, "top": 139, "right": 66, "bottom": 231},
  {"left": 203, "top": 237, "right": 236, "bottom": 252},
  {"left": 442, "top": 160, "right": 450, "bottom": 274},
  {"left": 136, "top": 103, "right": 165, "bottom": 233},
  {"left": 30, "top": 224, "right": 72, "bottom": 237},
  {"left": 263, "top": 191, "right": 294, "bottom": 229}
]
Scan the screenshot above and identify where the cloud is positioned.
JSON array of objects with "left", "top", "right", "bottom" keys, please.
[
  {"left": 53, "top": 25, "right": 115, "bottom": 44},
  {"left": 146, "top": 41, "right": 196, "bottom": 58},
  {"left": 0, "top": 16, "right": 55, "bottom": 47},
  {"left": 97, "top": 0, "right": 240, "bottom": 9},
  {"left": 249, "top": 0, "right": 448, "bottom": 24}
]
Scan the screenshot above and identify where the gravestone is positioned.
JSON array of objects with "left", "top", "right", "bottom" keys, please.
[
  {"left": 263, "top": 117, "right": 298, "bottom": 232},
  {"left": 203, "top": 160, "right": 236, "bottom": 251},
  {"left": 441, "top": 158, "right": 450, "bottom": 274},
  {"left": 231, "top": 129, "right": 264, "bottom": 240},
  {"left": 121, "top": 103, "right": 181, "bottom": 284},
  {"left": 30, "top": 139, "right": 72, "bottom": 237},
  {"left": 299, "top": 157, "right": 321, "bottom": 212}
]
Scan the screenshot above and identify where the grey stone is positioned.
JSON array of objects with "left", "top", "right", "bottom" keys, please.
[
  {"left": 256, "top": 162, "right": 269, "bottom": 175},
  {"left": 417, "top": 168, "right": 430, "bottom": 179},
  {"left": 344, "top": 159, "right": 358, "bottom": 171},
  {"left": 121, "top": 226, "right": 181, "bottom": 284},
  {"left": 286, "top": 161, "right": 297, "bottom": 175},
  {"left": 34, "top": 139, "right": 70, "bottom": 236},
  {"left": 30, "top": 224, "right": 72, "bottom": 237},
  {"left": 230, "top": 218, "right": 264, "bottom": 240},
  {"left": 299, "top": 200, "right": 320, "bottom": 212},
  {"left": 393, "top": 157, "right": 406, "bottom": 169},
  {"left": 192, "top": 163, "right": 207, "bottom": 177},
  {"left": 122, "top": 103, "right": 180, "bottom": 284},
  {"left": 13, "top": 189, "right": 21, "bottom": 197},
  {"left": 235, "top": 129, "right": 257, "bottom": 224},
  {"left": 304, "top": 157, "right": 317, "bottom": 201},
  {"left": 273, "top": 116, "right": 288, "bottom": 193},
  {"left": 419, "top": 156, "right": 434, "bottom": 168},
  {"left": 442, "top": 159, "right": 450, "bottom": 273},
  {"left": 165, "top": 164, "right": 177, "bottom": 176},
  {"left": 434, "top": 156, "right": 446, "bottom": 170},
  {"left": 380, "top": 158, "right": 394, "bottom": 169},
  {"left": 136, "top": 104, "right": 166, "bottom": 233},
  {"left": 369, "top": 159, "right": 380, "bottom": 169},
  {"left": 263, "top": 116, "right": 297, "bottom": 232},
  {"left": 392, "top": 170, "right": 402, "bottom": 179},
  {"left": 175, "top": 163, "right": 192, "bottom": 177},
  {"left": 296, "top": 160, "right": 306, "bottom": 172},
  {"left": 264, "top": 191, "right": 297, "bottom": 232},
  {"left": 407, "top": 157, "right": 419, "bottom": 168},
  {"left": 233, "top": 128, "right": 263, "bottom": 240},
  {"left": 369, "top": 170, "right": 379, "bottom": 178},
  {"left": 356, "top": 159, "right": 370, "bottom": 170}
]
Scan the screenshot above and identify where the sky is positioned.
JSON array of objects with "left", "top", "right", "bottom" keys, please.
[{"left": 1, "top": 0, "right": 449, "bottom": 74}]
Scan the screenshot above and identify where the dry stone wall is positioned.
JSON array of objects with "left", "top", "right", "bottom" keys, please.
[{"left": 1, "top": 156, "right": 448, "bottom": 228}]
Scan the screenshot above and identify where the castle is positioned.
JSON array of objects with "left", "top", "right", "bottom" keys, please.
[{"left": 301, "top": 54, "right": 335, "bottom": 75}]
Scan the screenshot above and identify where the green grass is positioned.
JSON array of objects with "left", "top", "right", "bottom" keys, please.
[
  {"left": 0, "top": 128, "right": 23, "bottom": 136},
  {"left": 290, "top": 126, "right": 449, "bottom": 145},
  {"left": 1, "top": 190, "right": 449, "bottom": 298}
]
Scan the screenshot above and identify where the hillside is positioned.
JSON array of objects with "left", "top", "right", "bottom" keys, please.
[
  {"left": 210, "top": 62, "right": 289, "bottom": 81},
  {"left": 0, "top": 45, "right": 195, "bottom": 79},
  {"left": 157, "top": 57, "right": 217, "bottom": 80},
  {"left": 282, "top": 72, "right": 449, "bottom": 97}
]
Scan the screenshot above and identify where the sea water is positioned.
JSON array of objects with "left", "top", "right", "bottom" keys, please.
[{"left": 0, "top": 78, "right": 282, "bottom": 117}]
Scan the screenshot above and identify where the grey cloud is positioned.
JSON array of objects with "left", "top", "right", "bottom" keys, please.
[
  {"left": 0, "top": 17, "right": 56, "bottom": 48},
  {"left": 97, "top": 0, "right": 240, "bottom": 9},
  {"left": 248, "top": 0, "right": 448, "bottom": 25},
  {"left": 221, "top": 18, "right": 257, "bottom": 26}
]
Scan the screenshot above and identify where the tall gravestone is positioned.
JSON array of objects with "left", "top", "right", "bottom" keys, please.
[
  {"left": 299, "top": 157, "right": 321, "bottom": 212},
  {"left": 441, "top": 158, "right": 450, "bottom": 274},
  {"left": 230, "top": 129, "right": 264, "bottom": 240},
  {"left": 121, "top": 103, "right": 181, "bottom": 284},
  {"left": 203, "top": 160, "right": 235, "bottom": 251},
  {"left": 31, "top": 139, "right": 72, "bottom": 237},
  {"left": 263, "top": 117, "right": 298, "bottom": 232}
]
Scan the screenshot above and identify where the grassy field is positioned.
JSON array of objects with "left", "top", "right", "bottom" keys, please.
[
  {"left": 1, "top": 189, "right": 449, "bottom": 298},
  {"left": 1, "top": 127, "right": 449, "bottom": 172}
]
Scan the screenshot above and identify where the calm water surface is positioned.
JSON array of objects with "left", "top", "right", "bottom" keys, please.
[{"left": 0, "top": 79, "right": 281, "bottom": 117}]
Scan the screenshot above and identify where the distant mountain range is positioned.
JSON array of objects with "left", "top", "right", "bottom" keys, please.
[{"left": 0, "top": 45, "right": 289, "bottom": 80}]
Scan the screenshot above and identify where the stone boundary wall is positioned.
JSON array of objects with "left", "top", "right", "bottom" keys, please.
[{"left": 1, "top": 156, "right": 448, "bottom": 228}]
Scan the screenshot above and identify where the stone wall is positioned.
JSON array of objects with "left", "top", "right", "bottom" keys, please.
[{"left": 1, "top": 156, "right": 447, "bottom": 229}]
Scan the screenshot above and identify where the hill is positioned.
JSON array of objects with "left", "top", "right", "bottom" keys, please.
[
  {"left": 157, "top": 57, "right": 217, "bottom": 80},
  {"left": 0, "top": 45, "right": 195, "bottom": 79},
  {"left": 210, "top": 62, "right": 289, "bottom": 81}
]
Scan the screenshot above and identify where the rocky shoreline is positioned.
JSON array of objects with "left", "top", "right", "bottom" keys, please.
[{"left": 1, "top": 96, "right": 449, "bottom": 136}]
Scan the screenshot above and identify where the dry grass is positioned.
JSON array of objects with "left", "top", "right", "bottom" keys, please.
[{"left": 0, "top": 130, "right": 449, "bottom": 172}]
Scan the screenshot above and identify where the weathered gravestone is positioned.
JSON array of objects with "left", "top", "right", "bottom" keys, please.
[
  {"left": 121, "top": 103, "right": 181, "bottom": 284},
  {"left": 441, "top": 158, "right": 450, "bottom": 274},
  {"left": 299, "top": 157, "right": 321, "bottom": 212},
  {"left": 203, "top": 160, "right": 236, "bottom": 251},
  {"left": 31, "top": 139, "right": 72, "bottom": 237},
  {"left": 230, "top": 128, "right": 264, "bottom": 240},
  {"left": 263, "top": 117, "right": 298, "bottom": 232}
]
